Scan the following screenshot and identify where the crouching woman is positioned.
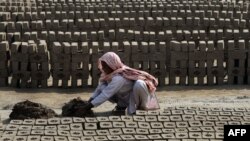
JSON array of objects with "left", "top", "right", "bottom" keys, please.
[{"left": 84, "top": 52, "right": 160, "bottom": 115}]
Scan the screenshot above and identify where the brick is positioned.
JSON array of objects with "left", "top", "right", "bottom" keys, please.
[
  {"left": 48, "top": 118, "right": 60, "bottom": 125},
  {"left": 54, "top": 136, "right": 67, "bottom": 141},
  {"left": 81, "top": 137, "right": 95, "bottom": 141},
  {"left": 70, "top": 123, "right": 83, "bottom": 130},
  {"left": 31, "top": 130, "right": 44, "bottom": 135},
  {"left": 57, "top": 125, "right": 70, "bottom": 130},
  {"left": 121, "top": 116, "right": 133, "bottom": 122},
  {"left": 27, "top": 136, "right": 40, "bottom": 141},
  {"left": 84, "top": 123, "right": 97, "bottom": 130},
  {"left": 93, "top": 136, "right": 108, "bottom": 141},
  {"left": 134, "top": 135, "right": 148, "bottom": 140},
  {"left": 17, "top": 130, "right": 30, "bottom": 136},
  {"left": 18, "top": 125, "right": 32, "bottom": 130},
  {"left": 13, "top": 136, "right": 27, "bottom": 141},
  {"left": 35, "top": 119, "right": 48, "bottom": 125},
  {"left": 5, "top": 124, "right": 19, "bottom": 131},
  {"left": 163, "top": 122, "right": 176, "bottom": 128},
  {"left": 44, "top": 130, "right": 57, "bottom": 136},
  {"left": 58, "top": 130, "right": 70, "bottom": 136}
]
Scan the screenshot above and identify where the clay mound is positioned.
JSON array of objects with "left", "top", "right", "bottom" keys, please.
[
  {"left": 62, "top": 97, "right": 94, "bottom": 117},
  {"left": 9, "top": 100, "right": 57, "bottom": 119}
]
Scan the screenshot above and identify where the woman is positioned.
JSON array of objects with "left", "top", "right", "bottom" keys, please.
[{"left": 83, "top": 52, "right": 160, "bottom": 115}]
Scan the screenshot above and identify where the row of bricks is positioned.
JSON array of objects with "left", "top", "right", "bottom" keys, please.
[
  {"left": 1, "top": 19, "right": 249, "bottom": 34},
  {"left": 0, "top": 134, "right": 225, "bottom": 141},
  {"left": 1, "top": 9, "right": 249, "bottom": 21},
  {"left": 3, "top": 1, "right": 246, "bottom": 12}
]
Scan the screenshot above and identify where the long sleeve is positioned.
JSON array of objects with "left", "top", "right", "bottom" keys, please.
[
  {"left": 91, "top": 76, "right": 127, "bottom": 107},
  {"left": 91, "top": 82, "right": 107, "bottom": 99}
]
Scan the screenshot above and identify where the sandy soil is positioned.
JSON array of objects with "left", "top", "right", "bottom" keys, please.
[{"left": 1, "top": 85, "right": 250, "bottom": 122}]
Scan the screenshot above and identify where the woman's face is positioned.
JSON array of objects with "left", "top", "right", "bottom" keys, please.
[{"left": 101, "top": 61, "right": 114, "bottom": 74}]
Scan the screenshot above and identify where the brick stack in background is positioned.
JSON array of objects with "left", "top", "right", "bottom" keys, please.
[
  {"left": 29, "top": 40, "right": 49, "bottom": 88},
  {"left": 188, "top": 41, "right": 206, "bottom": 85},
  {"left": 10, "top": 42, "right": 30, "bottom": 88},
  {"left": 71, "top": 42, "right": 89, "bottom": 88},
  {"left": 169, "top": 41, "right": 188, "bottom": 85},
  {"left": 227, "top": 40, "right": 247, "bottom": 84},
  {"left": 50, "top": 42, "right": 71, "bottom": 88},
  {"left": 206, "top": 40, "right": 225, "bottom": 85},
  {"left": 0, "top": 41, "right": 9, "bottom": 87}
]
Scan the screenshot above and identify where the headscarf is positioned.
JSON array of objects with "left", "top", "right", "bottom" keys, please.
[{"left": 98, "top": 52, "right": 158, "bottom": 94}]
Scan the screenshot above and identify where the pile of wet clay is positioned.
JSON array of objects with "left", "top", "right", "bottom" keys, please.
[
  {"left": 62, "top": 97, "right": 94, "bottom": 117},
  {"left": 9, "top": 100, "right": 57, "bottom": 119}
]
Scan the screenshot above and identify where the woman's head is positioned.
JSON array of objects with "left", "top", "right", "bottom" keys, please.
[{"left": 98, "top": 52, "right": 123, "bottom": 74}]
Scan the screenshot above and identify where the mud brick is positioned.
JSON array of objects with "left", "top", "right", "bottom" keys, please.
[
  {"left": 83, "top": 130, "right": 96, "bottom": 136},
  {"left": 112, "top": 122, "right": 125, "bottom": 128},
  {"left": 170, "top": 115, "right": 182, "bottom": 121},
  {"left": 203, "top": 121, "right": 215, "bottom": 126},
  {"left": 61, "top": 118, "right": 73, "bottom": 124},
  {"left": 145, "top": 116, "right": 157, "bottom": 122},
  {"left": 35, "top": 119, "right": 48, "bottom": 125},
  {"left": 84, "top": 123, "right": 97, "bottom": 130},
  {"left": 228, "top": 121, "right": 241, "bottom": 125},
  {"left": 187, "top": 127, "right": 202, "bottom": 132},
  {"left": 45, "top": 129, "right": 57, "bottom": 136},
  {"left": 219, "top": 111, "right": 232, "bottom": 116},
  {"left": 13, "top": 136, "right": 27, "bottom": 141},
  {"left": 22, "top": 119, "right": 36, "bottom": 125},
  {"left": 243, "top": 112, "right": 250, "bottom": 116},
  {"left": 31, "top": 130, "right": 44, "bottom": 135},
  {"left": 0, "top": 137, "right": 13, "bottom": 141},
  {"left": 208, "top": 111, "right": 220, "bottom": 116},
  {"left": 93, "top": 136, "right": 108, "bottom": 141},
  {"left": 58, "top": 130, "right": 70, "bottom": 136},
  {"left": 121, "top": 116, "right": 133, "bottom": 122},
  {"left": 68, "top": 137, "right": 82, "bottom": 141},
  {"left": 206, "top": 116, "right": 219, "bottom": 121},
  {"left": 81, "top": 136, "right": 94, "bottom": 141},
  {"left": 54, "top": 136, "right": 67, "bottom": 141},
  {"left": 160, "top": 110, "right": 171, "bottom": 115},
  {"left": 5, "top": 124, "right": 19, "bottom": 131},
  {"left": 161, "top": 133, "right": 176, "bottom": 139},
  {"left": 109, "top": 128, "right": 123, "bottom": 135},
  {"left": 71, "top": 117, "right": 85, "bottom": 123},
  {"left": 100, "top": 122, "right": 112, "bottom": 129},
  {"left": 125, "top": 121, "right": 138, "bottom": 128},
  {"left": 188, "top": 121, "right": 202, "bottom": 127},
  {"left": 96, "top": 129, "right": 110, "bottom": 136},
  {"left": 214, "top": 126, "right": 224, "bottom": 132},
  {"left": 176, "top": 122, "right": 189, "bottom": 128},
  {"left": 189, "top": 132, "right": 202, "bottom": 139},
  {"left": 157, "top": 116, "right": 170, "bottom": 122},
  {"left": 19, "top": 125, "right": 32, "bottom": 130},
  {"left": 96, "top": 117, "right": 109, "bottom": 122},
  {"left": 135, "top": 128, "right": 149, "bottom": 135},
  {"left": 243, "top": 116, "right": 250, "bottom": 121},
  {"left": 172, "top": 110, "right": 183, "bottom": 115},
  {"left": 133, "top": 115, "right": 145, "bottom": 122},
  {"left": 119, "top": 134, "right": 134, "bottom": 140},
  {"left": 70, "top": 123, "right": 83, "bottom": 130},
  {"left": 147, "top": 134, "right": 162, "bottom": 140},
  {"left": 136, "top": 110, "right": 147, "bottom": 115},
  {"left": 25, "top": 136, "right": 41, "bottom": 141},
  {"left": 151, "top": 122, "right": 164, "bottom": 128},
  {"left": 201, "top": 127, "right": 215, "bottom": 132},
  {"left": 10, "top": 120, "right": 23, "bottom": 125},
  {"left": 176, "top": 127, "right": 189, "bottom": 132},
  {"left": 215, "top": 121, "right": 228, "bottom": 126},
  {"left": 45, "top": 126, "right": 57, "bottom": 130},
  {"left": 108, "top": 116, "right": 121, "bottom": 122},
  {"left": 85, "top": 117, "right": 98, "bottom": 123},
  {"left": 232, "top": 112, "right": 244, "bottom": 116},
  {"left": 182, "top": 115, "right": 194, "bottom": 121},
  {"left": 134, "top": 134, "right": 148, "bottom": 140},
  {"left": 175, "top": 132, "right": 188, "bottom": 138},
  {"left": 58, "top": 125, "right": 70, "bottom": 131},
  {"left": 163, "top": 122, "right": 176, "bottom": 128},
  {"left": 231, "top": 116, "right": 243, "bottom": 121},
  {"left": 149, "top": 128, "right": 162, "bottom": 134},
  {"left": 161, "top": 128, "right": 175, "bottom": 134},
  {"left": 31, "top": 126, "right": 44, "bottom": 130},
  {"left": 48, "top": 118, "right": 60, "bottom": 125},
  {"left": 194, "top": 115, "right": 207, "bottom": 121},
  {"left": 202, "top": 132, "right": 215, "bottom": 139},
  {"left": 196, "top": 111, "right": 208, "bottom": 115}
]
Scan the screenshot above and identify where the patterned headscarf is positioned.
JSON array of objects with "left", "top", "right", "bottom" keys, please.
[{"left": 98, "top": 52, "right": 158, "bottom": 94}]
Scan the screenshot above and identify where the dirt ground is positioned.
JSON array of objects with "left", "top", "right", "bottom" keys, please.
[{"left": 1, "top": 85, "right": 250, "bottom": 122}]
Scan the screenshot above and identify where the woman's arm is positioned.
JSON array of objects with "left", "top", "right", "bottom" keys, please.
[
  {"left": 90, "top": 82, "right": 108, "bottom": 100},
  {"left": 90, "top": 76, "right": 127, "bottom": 107}
]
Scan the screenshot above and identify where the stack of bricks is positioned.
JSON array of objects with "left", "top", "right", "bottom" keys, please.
[
  {"left": 10, "top": 42, "right": 30, "bottom": 88},
  {"left": 50, "top": 42, "right": 71, "bottom": 88},
  {"left": 71, "top": 42, "right": 89, "bottom": 88},
  {"left": 169, "top": 41, "right": 188, "bottom": 85},
  {"left": 148, "top": 42, "right": 167, "bottom": 86},
  {"left": 29, "top": 40, "right": 49, "bottom": 88},
  {"left": 0, "top": 41, "right": 9, "bottom": 87},
  {"left": 131, "top": 41, "right": 149, "bottom": 72},
  {"left": 188, "top": 41, "right": 206, "bottom": 85},
  {"left": 227, "top": 40, "right": 246, "bottom": 84},
  {"left": 206, "top": 40, "right": 225, "bottom": 85},
  {"left": 91, "top": 42, "right": 103, "bottom": 87}
]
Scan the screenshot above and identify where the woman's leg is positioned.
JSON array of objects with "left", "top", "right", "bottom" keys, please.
[{"left": 132, "top": 79, "right": 150, "bottom": 110}]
